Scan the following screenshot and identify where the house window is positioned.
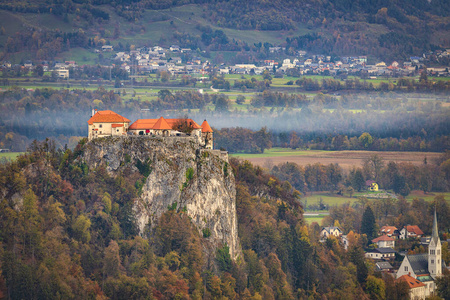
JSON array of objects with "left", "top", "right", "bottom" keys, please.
[
  {"left": 99, "top": 124, "right": 103, "bottom": 128},
  {"left": 117, "top": 129, "right": 119, "bottom": 132},
  {"left": 404, "top": 266, "right": 408, "bottom": 272}
]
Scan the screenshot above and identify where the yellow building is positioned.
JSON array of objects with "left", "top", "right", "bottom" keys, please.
[{"left": 366, "top": 180, "right": 379, "bottom": 191}]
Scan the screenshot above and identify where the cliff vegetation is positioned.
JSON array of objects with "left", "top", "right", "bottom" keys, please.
[{"left": 0, "top": 138, "right": 426, "bottom": 299}]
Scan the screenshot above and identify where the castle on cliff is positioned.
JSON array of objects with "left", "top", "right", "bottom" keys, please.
[{"left": 87, "top": 109, "right": 213, "bottom": 149}]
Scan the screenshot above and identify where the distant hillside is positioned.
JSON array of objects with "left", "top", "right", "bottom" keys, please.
[{"left": 0, "top": 0, "right": 449, "bottom": 62}]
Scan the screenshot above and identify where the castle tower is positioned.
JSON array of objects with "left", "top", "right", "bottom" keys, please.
[
  {"left": 428, "top": 208, "right": 442, "bottom": 278},
  {"left": 201, "top": 120, "right": 213, "bottom": 149}
]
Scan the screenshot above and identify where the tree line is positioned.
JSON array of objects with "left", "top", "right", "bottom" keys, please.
[
  {"left": 269, "top": 153, "right": 449, "bottom": 198},
  {"left": 0, "top": 86, "right": 448, "bottom": 153}
]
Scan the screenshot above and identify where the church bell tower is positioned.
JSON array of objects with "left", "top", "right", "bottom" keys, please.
[{"left": 428, "top": 208, "right": 442, "bottom": 278}]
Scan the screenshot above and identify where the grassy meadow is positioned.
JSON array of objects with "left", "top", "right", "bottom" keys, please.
[{"left": 0, "top": 152, "right": 23, "bottom": 161}]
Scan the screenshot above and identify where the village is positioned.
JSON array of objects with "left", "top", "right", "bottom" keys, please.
[
  {"left": 2, "top": 44, "right": 450, "bottom": 81},
  {"left": 320, "top": 208, "right": 446, "bottom": 300}
]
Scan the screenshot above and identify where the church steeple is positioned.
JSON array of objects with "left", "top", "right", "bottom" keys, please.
[
  {"left": 431, "top": 208, "right": 439, "bottom": 241},
  {"left": 428, "top": 207, "right": 442, "bottom": 278}
]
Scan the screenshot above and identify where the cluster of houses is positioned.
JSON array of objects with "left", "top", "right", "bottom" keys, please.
[
  {"left": 3, "top": 46, "right": 449, "bottom": 79},
  {"left": 320, "top": 211, "right": 445, "bottom": 299},
  {"left": 87, "top": 109, "right": 213, "bottom": 149}
]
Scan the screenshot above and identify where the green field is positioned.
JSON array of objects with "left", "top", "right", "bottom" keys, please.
[
  {"left": 303, "top": 194, "right": 357, "bottom": 208},
  {"left": 304, "top": 214, "right": 328, "bottom": 225},
  {"left": 405, "top": 192, "right": 450, "bottom": 202},
  {"left": 0, "top": 152, "right": 24, "bottom": 161}
]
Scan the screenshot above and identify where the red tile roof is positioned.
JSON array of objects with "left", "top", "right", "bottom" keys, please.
[
  {"left": 405, "top": 225, "right": 424, "bottom": 235},
  {"left": 397, "top": 274, "right": 425, "bottom": 289},
  {"left": 88, "top": 110, "right": 130, "bottom": 125},
  {"left": 152, "top": 117, "right": 172, "bottom": 130},
  {"left": 128, "top": 119, "right": 158, "bottom": 130},
  {"left": 201, "top": 120, "right": 213, "bottom": 133},
  {"left": 372, "top": 235, "right": 395, "bottom": 243},
  {"left": 129, "top": 118, "right": 202, "bottom": 131},
  {"left": 111, "top": 124, "right": 124, "bottom": 128},
  {"left": 381, "top": 226, "right": 398, "bottom": 234}
]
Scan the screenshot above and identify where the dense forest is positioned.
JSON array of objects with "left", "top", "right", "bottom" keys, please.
[
  {"left": 0, "top": 0, "right": 449, "bottom": 61},
  {"left": 1, "top": 139, "right": 449, "bottom": 299}
]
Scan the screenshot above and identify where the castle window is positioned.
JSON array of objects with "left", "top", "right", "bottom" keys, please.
[
  {"left": 437, "top": 250, "right": 440, "bottom": 255},
  {"left": 431, "top": 260, "right": 434, "bottom": 264},
  {"left": 431, "top": 250, "right": 435, "bottom": 255}
]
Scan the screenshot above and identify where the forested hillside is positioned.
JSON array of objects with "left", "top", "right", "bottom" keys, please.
[
  {"left": 0, "top": 139, "right": 373, "bottom": 298},
  {"left": 0, "top": 0, "right": 449, "bottom": 62}
]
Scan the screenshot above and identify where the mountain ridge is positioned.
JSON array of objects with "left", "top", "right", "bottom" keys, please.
[{"left": 0, "top": 0, "right": 448, "bottom": 62}]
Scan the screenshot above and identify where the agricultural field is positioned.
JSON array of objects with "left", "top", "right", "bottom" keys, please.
[
  {"left": 233, "top": 148, "right": 442, "bottom": 172},
  {"left": 301, "top": 190, "right": 449, "bottom": 225},
  {"left": 0, "top": 152, "right": 23, "bottom": 161},
  {"left": 303, "top": 213, "right": 329, "bottom": 225}
]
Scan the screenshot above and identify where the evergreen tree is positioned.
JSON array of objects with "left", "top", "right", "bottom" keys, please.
[
  {"left": 351, "top": 168, "right": 366, "bottom": 191},
  {"left": 361, "top": 206, "right": 376, "bottom": 242}
]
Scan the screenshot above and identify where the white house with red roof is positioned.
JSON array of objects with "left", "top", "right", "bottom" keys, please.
[
  {"left": 87, "top": 110, "right": 131, "bottom": 141},
  {"left": 380, "top": 225, "right": 399, "bottom": 239},
  {"left": 397, "top": 274, "right": 427, "bottom": 299},
  {"left": 372, "top": 235, "right": 395, "bottom": 248},
  {"left": 400, "top": 225, "right": 424, "bottom": 239}
]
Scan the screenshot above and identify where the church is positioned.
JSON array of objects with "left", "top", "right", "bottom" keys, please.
[{"left": 396, "top": 210, "right": 442, "bottom": 299}]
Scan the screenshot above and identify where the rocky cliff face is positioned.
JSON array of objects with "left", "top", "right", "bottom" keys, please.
[{"left": 82, "top": 136, "right": 241, "bottom": 259}]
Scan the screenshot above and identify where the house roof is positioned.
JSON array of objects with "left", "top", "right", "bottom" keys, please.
[
  {"left": 381, "top": 226, "right": 398, "bottom": 235},
  {"left": 88, "top": 110, "right": 130, "bottom": 125},
  {"left": 321, "top": 226, "right": 342, "bottom": 234},
  {"left": 416, "top": 275, "right": 434, "bottom": 282},
  {"left": 201, "top": 120, "right": 213, "bottom": 133},
  {"left": 376, "top": 261, "right": 393, "bottom": 270},
  {"left": 404, "top": 225, "right": 424, "bottom": 235},
  {"left": 365, "top": 180, "right": 376, "bottom": 186},
  {"left": 374, "top": 247, "right": 396, "bottom": 254},
  {"left": 372, "top": 235, "right": 395, "bottom": 243},
  {"left": 129, "top": 118, "right": 202, "bottom": 131},
  {"left": 407, "top": 254, "right": 429, "bottom": 275},
  {"left": 152, "top": 117, "right": 172, "bottom": 130},
  {"left": 111, "top": 124, "right": 124, "bottom": 128},
  {"left": 397, "top": 274, "right": 426, "bottom": 289}
]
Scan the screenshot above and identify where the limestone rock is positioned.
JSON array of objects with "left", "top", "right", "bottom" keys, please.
[{"left": 82, "top": 136, "right": 241, "bottom": 259}]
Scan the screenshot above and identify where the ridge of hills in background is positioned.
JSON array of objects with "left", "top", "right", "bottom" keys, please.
[{"left": 0, "top": 0, "right": 449, "bottom": 64}]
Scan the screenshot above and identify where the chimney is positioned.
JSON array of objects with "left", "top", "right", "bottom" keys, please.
[{"left": 92, "top": 109, "right": 95, "bottom": 117}]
